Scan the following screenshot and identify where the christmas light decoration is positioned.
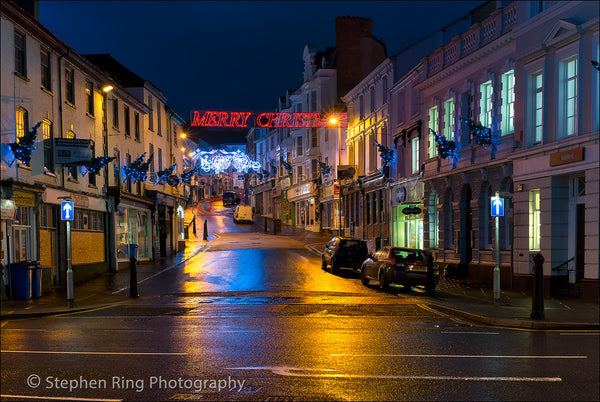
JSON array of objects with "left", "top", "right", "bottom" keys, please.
[
  {"left": 592, "top": 60, "right": 600, "bottom": 71},
  {"left": 190, "top": 111, "right": 348, "bottom": 128},
  {"left": 9, "top": 122, "right": 41, "bottom": 165},
  {"left": 375, "top": 141, "right": 395, "bottom": 165},
  {"left": 194, "top": 149, "right": 261, "bottom": 174},
  {"left": 80, "top": 156, "right": 115, "bottom": 176},
  {"left": 180, "top": 168, "right": 195, "bottom": 184},
  {"left": 432, "top": 129, "right": 458, "bottom": 166},
  {"left": 282, "top": 160, "right": 293, "bottom": 173},
  {"left": 318, "top": 160, "right": 331, "bottom": 176},
  {"left": 122, "top": 152, "right": 153, "bottom": 182},
  {"left": 461, "top": 118, "right": 492, "bottom": 146},
  {"left": 153, "top": 164, "right": 177, "bottom": 184}
]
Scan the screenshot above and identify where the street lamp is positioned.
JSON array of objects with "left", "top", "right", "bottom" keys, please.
[{"left": 329, "top": 116, "right": 343, "bottom": 236}]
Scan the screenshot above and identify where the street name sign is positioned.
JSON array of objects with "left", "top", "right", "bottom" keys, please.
[
  {"left": 61, "top": 201, "right": 74, "bottom": 221},
  {"left": 491, "top": 196, "right": 504, "bottom": 217}
]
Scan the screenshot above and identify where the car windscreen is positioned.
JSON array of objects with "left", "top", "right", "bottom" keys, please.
[{"left": 392, "top": 249, "right": 426, "bottom": 262}]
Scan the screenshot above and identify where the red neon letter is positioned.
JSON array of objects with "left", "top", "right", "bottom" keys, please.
[
  {"left": 240, "top": 112, "right": 251, "bottom": 127},
  {"left": 192, "top": 111, "right": 201, "bottom": 126},
  {"left": 256, "top": 113, "right": 270, "bottom": 128},
  {"left": 217, "top": 112, "right": 230, "bottom": 127}
]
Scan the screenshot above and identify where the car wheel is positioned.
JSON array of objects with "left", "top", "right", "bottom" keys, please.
[
  {"left": 321, "top": 257, "right": 327, "bottom": 270},
  {"left": 379, "top": 271, "right": 389, "bottom": 291},
  {"left": 331, "top": 259, "right": 340, "bottom": 274},
  {"left": 360, "top": 267, "right": 370, "bottom": 286}
]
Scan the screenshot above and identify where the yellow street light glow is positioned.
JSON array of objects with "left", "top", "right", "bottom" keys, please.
[
  {"left": 188, "top": 152, "right": 194, "bottom": 157},
  {"left": 181, "top": 147, "right": 185, "bottom": 152},
  {"left": 102, "top": 84, "right": 114, "bottom": 92},
  {"left": 329, "top": 117, "right": 338, "bottom": 125},
  {"left": 180, "top": 133, "right": 187, "bottom": 139}
]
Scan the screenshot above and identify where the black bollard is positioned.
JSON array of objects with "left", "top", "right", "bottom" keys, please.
[
  {"left": 530, "top": 252, "right": 545, "bottom": 320},
  {"left": 192, "top": 217, "right": 197, "bottom": 237},
  {"left": 129, "top": 256, "right": 138, "bottom": 298},
  {"left": 203, "top": 219, "right": 208, "bottom": 241},
  {"left": 426, "top": 253, "right": 435, "bottom": 296},
  {"left": 264, "top": 217, "right": 268, "bottom": 233}
]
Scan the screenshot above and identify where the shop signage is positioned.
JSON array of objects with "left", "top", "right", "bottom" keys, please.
[
  {"left": 191, "top": 111, "right": 347, "bottom": 128},
  {"left": 12, "top": 190, "right": 35, "bottom": 207},
  {"left": 292, "top": 183, "right": 311, "bottom": 198},
  {"left": 70, "top": 193, "right": 89, "bottom": 208},
  {"left": 1, "top": 199, "right": 17, "bottom": 220},
  {"left": 280, "top": 177, "right": 291, "bottom": 190},
  {"left": 54, "top": 138, "right": 92, "bottom": 165},
  {"left": 402, "top": 206, "right": 422, "bottom": 215},
  {"left": 321, "top": 184, "right": 339, "bottom": 199},
  {"left": 550, "top": 147, "right": 584, "bottom": 167}
]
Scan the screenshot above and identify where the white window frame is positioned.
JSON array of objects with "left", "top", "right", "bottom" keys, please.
[
  {"left": 480, "top": 80, "right": 493, "bottom": 128},
  {"left": 559, "top": 55, "right": 578, "bottom": 138},
  {"left": 428, "top": 106, "right": 438, "bottom": 157},
  {"left": 500, "top": 70, "right": 514, "bottom": 136},
  {"left": 531, "top": 71, "right": 543, "bottom": 144},
  {"left": 411, "top": 137, "right": 420, "bottom": 174},
  {"left": 443, "top": 98, "right": 454, "bottom": 141}
]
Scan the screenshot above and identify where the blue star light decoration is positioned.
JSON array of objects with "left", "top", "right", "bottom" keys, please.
[
  {"left": 195, "top": 149, "right": 261, "bottom": 174},
  {"left": 375, "top": 141, "right": 395, "bottom": 166},
  {"left": 9, "top": 122, "right": 41, "bottom": 165},
  {"left": 461, "top": 118, "right": 492, "bottom": 146},
  {"left": 153, "top": 164, "right": 177, "bottom": 184},
  {"left": 592, "top": 60, "right": 600, "bottom": 71},
  {"left": 318, "top": 160, "right": 331, "bottom": 176},
  {"left": 80, "top": 156, "right": 115, "bottom": 176},
  {"left": 180, "top": 168, "right": 196, "bottom": 184},
  {"left": 122, "top": 152, "right": 153, "bottom": 182},
  {"left": 432, "top": 129, "right": 458, "bottom": 167},
  {"left": 282, "top": 160, "right": 293, "bottom": 173}
]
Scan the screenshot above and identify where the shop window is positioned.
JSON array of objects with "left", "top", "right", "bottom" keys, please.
[
  {"left": 429, "top": 192, "right": 439, "bottom": 249},
  {"left": 529, "top": 189, "right": 541, "bottom": 250}
]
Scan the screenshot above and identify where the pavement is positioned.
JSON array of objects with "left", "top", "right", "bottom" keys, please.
[{"left": 1, "top": 207, "right": 598, "bottom": 331}]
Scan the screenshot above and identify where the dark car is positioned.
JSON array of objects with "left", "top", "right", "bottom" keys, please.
[
  {"left": 360, "top": 247, "right": 440, "bottom": 291},
  {"left": 321, "top": 237, "right": 368, "bottom": 274}
]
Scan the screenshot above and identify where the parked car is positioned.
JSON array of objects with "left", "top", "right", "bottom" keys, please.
[
  {"left": 321, "top": 237, "right": 369, "bottom": 274},
  {"left": 233, "top": 205, "right": 253, "bottom": 223},
  {"left": 360, "top": 247, "right": 439, "bottom": 291}
]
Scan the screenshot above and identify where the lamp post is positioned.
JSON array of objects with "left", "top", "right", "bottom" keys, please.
[{"left": 330, "top": 116, "right": 343, "bottom": 236}]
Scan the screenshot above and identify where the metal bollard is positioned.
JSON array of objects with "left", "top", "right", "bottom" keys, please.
[
  {"left": 192, "top": 217, "right": 197, "bottom": 237},
  {"left": 264, "top": 217, "right": 268, "bottom": 233},
  {"left": 129, "top": 256, "right": 138, "bottom": 298},
  {"left": 426, "top": 253, "right": 435, "bottom": 297},
  {"left": 530, "top": 252, "right": 545, "bottom": 320},
  {"left": 203, "top": 220, "right": 208, "bottom": 241}
]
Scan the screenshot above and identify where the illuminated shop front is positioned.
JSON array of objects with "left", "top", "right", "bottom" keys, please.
[
  {"left": 288, "top": 181, "right": 319, "bottom": 232},
  {"left": 116, "top": 204, "right": 152, "bottom": 262},
  {"left": 391, "top": 180, "right": 424, "bottom": 249}
]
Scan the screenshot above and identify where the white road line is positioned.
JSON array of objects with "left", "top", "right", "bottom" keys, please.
[
  {"left": 331, "top": 353, "right": 587, "bottom": 359},
  {"left": 1, "top": 395, "right": 122, "bottom": 402},
  {"left": 442, "top": 331, "right": 500, "bottom": 335},
  {"left": 1, "top": 328, "right": 46, "bottom": 331},
  {"left": 102, "top": 329, "right": 154, "bottom": 332},
  {"left": 1, "top": 350, "right": 186, "bottom": 356},
  {"left": 227, "top": 366, "right": 561, "bottom": 382}
]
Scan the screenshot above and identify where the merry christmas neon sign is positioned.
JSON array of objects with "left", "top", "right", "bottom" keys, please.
[{"left": 191, "top": 111, "right": 347, "bottom": 128}]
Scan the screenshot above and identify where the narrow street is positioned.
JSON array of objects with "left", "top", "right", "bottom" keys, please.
[{"left": 1, "top": 200, "right": 598, "bottom": 401}]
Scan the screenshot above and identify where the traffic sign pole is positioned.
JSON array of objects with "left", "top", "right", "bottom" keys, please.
[
  {"left": 66, "top": 219, "right": 74, "bottom": 307},
  {"left": 494, "top": 215, "right": 500, "bottom": 301}
]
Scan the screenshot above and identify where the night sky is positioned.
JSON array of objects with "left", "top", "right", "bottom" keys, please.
[{"left": 39, "top": 1, "right": 484, "bottom": 120}]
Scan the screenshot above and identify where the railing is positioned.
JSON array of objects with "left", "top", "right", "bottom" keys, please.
[{"left": 551, "top": 257, "right": 580, "bottom": 297}]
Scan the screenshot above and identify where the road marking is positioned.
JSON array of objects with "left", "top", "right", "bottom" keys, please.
[
  {"left": 1, "top": 350, "right": 185, "bottom": 356},
  {"left": 1, "top": 395, "right": 122, "bottom": 402},
  {"left": 0, "top": 321, "right": 8, "bottom": 328},
  {"left": 227, "top": 366, "right": 561, "bottom": 382},
  {"left": 331, "top": 353, "right": 587, "bottom": 359},
  {"left": 103, "top": 329, "right": 154, "bottom": 333},
  {"left": 442, "top": 331, "right": 500, "bottom": 335}
]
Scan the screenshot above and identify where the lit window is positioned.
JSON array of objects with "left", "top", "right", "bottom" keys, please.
[
  {"left": 428, "top": 106, "right": 438, "bottom": 157},
  {"left": 443, "top": 98, "right": 454, "bottom": 141},
  {"left": 411, "top": 137, "right": 420, "bottom": 174},
  {"left": 531, "top": 71, "right": 543, "bottom": 143},
  {"left": 16, "top": 107, "right": 27, "bottom": 139},
  {"left": 529, "top": 189, "right": 541, "bottom": 250},
  {"left": 480, "top": 80, "right": 493, "bottom": 128},
  {"left": 501, "top": 70, "right": 514, "bottom": 135},
  {"left": 42, "top": 119, "right": 54, "bottom": 172},
  {"left": 561, "top": 56, "right": 578, "bottom": 137}
]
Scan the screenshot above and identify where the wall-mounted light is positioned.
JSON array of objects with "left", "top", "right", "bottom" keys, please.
[
  {"left": 181, "top": 147, "right": 185, "bottom": 152},
  {"left": 102, "top": 84, "right": 114, "bottom": 92},
  {"left": 180, "top": 133, "right": 187, "bottom": 139}
]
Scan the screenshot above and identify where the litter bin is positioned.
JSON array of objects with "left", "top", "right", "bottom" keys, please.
[
  {"left": 10, "top": 262, "right": 36, "bottom": 300},
  {"left": 273, "top": 219, "right": 281, "bottom": 234},
  {"left": 31, "top": 264, "right": 43, "bottom": 298}
]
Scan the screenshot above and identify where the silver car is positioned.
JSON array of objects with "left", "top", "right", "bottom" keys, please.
[{"left": 360, "top": 247, "right": 439, "bottom": 291}]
